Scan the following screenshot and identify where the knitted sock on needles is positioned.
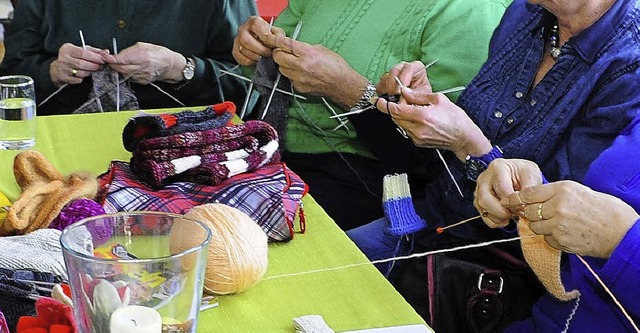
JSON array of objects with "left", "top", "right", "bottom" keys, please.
[{"left": 383, "top": 173, "right": 427, "bottom": 236}]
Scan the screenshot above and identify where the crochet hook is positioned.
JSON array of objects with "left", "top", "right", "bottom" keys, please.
[
  {"left": 239, "top": 17, "right": 274, "bottom": 119},
  {"left": 260, "top": 20, "right": 303, "bottom": 120},
  {"left": 436, "top": 215, "right": 482, "bottom": 234}
]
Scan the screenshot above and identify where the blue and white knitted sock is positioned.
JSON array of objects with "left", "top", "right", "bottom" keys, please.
[{"left": 383, "top": 173, "right": 427, "bottom": 236}]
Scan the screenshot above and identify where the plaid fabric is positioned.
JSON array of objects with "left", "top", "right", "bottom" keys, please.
[{"left": 97, "top": 161, "right": 307, "bottom": 242}]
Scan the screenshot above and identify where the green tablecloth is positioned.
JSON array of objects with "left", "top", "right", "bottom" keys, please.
[{"left": 0, "top": 111, "right": 430, "bottom": 332}]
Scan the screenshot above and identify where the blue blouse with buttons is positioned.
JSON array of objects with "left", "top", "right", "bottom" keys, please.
[{"left": 420, "top": 0, "right": 640, "bottom": 241}]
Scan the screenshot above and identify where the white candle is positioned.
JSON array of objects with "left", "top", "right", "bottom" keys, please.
[{"left": 110, "top": 305, "right": 162, "bottom": 333}]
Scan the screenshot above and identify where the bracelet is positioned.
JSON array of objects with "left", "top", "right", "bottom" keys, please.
[{"left": 349, "top": 83, "right": 377, "bottom": 112}]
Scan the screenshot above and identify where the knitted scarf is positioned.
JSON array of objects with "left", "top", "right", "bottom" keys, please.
[{"left": 125, "top": 103, "right": 280, "bottom": 188}]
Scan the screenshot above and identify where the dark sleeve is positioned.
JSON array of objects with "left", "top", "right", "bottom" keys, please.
[
  {"left": 169, "top": 0, "right": 257, "bottom": 109},
  {"left": 0, "top": 0, "right": 60, "bottom": 105}
]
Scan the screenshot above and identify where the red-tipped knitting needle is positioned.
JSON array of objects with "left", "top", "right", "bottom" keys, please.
[{"left": 436, "top": 215, "right": 483, "bottom": 234}]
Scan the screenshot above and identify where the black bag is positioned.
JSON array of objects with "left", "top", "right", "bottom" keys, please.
[{"left": 393, "top": 245, "right": 545, "bottom": 333}]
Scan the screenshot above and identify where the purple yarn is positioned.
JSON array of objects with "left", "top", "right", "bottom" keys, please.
[{"left": 50, "top": 199, "right": 105, "bottom": 231}]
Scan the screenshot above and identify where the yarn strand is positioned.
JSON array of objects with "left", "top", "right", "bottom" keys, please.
[
  {"left": 576, "top": 254, "right": 640, "bottom": 332},
  {"left": 264, "top": 236, "right": 527, "bottom": 281}
]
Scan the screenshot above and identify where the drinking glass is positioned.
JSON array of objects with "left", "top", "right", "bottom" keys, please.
[
  {"left": 60, "top": 212, "right": 211, "bottom": 333},
  {"left": 0, "top": 75, "right": 36, "bottom": 150}
]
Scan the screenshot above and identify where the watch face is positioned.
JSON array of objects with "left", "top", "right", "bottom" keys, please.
[
  {"left": 183, "top": 66, "right": 194, "bottom": 80},
  {"left": 466, "top": 158, "right": 488, "bottom": 181}
]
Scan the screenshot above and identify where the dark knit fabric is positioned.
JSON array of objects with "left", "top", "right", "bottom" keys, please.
[
  {"left": 0, "top": 270, "right": 60, "bottom": 333},
  {"left": 253, "top": 57, "right": 293, "bottom": 150},
  {"left": 130, "top": 116, "right": 280, "bottom": 188},
  {"left": 122, "top": 102, "right": 235, "bottom": 151},
  {"left": 73, "top": 67, "right": 139, "bottom": 114}
]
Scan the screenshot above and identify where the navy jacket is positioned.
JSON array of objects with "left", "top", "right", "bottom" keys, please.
[
  {"left": 506, "top": 118, "right": 640, "bottom": 332},
  {"left": 420, "top": 0, "right": 640, "bottom": 242}
]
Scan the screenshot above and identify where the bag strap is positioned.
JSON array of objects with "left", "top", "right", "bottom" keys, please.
[{"left": 467, "top": 269, "right": 504, "bottom": 333}]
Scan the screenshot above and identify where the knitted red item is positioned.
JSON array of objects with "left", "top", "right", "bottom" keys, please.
[{"left": 16, "top": 298, "right": 76, "bottom": 333}]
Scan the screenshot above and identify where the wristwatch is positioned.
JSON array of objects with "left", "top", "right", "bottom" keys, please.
[
  {"left": 465, "top": 145, "right": 503, "bottom": 181},
  {"left": 182, "top": 57, "right": 195, "bottom": 81}
]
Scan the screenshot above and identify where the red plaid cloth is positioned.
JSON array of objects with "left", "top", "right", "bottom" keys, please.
[{"left": 97, "top": 161, "right": 307, "bottom": 242}]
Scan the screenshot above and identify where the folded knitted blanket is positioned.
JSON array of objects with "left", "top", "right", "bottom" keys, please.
[{"left": 130, "top": 120, "right": 280, "bottom": 188}]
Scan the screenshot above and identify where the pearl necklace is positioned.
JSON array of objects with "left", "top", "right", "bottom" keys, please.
[{"left": 549, "top": 23, "right": 561, "bottom": 60}]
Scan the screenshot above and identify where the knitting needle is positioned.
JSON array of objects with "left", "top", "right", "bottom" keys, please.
[
  {"left": 261, "top": 20, "right": 303, "bottom": 120},
  {"left": 321, "top": 97, "right": 350, "bottom": 131},
  {"left": 113, "top": 38, "right": 120, "bottom": 112},
  {"left": 436, "top": 149, "right": 464, "bottom": 198},
  {"left": 239, "top": 17, "right": 274, "bottom": 119},
  {"left": 39, "top": 31, "right": 87, "bottom": 107},
  {"left": 219, "top": 69, "right": 307, "bottom": 100},
  {"left": 436, "top": 215, "right": 482, "bottom": 234}
]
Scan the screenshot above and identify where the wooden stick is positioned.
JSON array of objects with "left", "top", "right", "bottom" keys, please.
[{"left": 436, "top": 215, "right": 482, "bottom": 234}]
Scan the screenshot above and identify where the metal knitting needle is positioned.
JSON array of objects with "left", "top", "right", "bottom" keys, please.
[
  {"left": 238, "top": 19, "right": 274, "bottom": 119},
  {"left": 411, "top": 58, "right": 438, "bottom": 79},
  {"left": 261, "top": 20, "right": 303, "bottom": 120},
  {"left": 321, "top": 97, "right": 350, "bottom": 131},
  {"left": 435, "top": 86, "right": 466, "bottom": 95},
  {"left": 239, "top": 17, "right": 274, "bottom": 119},
  {"left": 219, "top": 69, "right": 307, "bottom": 100},
  {"left": 393, "top": 76, "right": 464, "bottom": 197},
  {"left": 39, "top": 30, "right": 86, "bottom": 107},
  {"left": 436, "top": 149, "right": 464, "bottom": 198},
  {"left": 328, "top": 103, "right": 376, "bottom": 119},
  {"left": 435, "top": 215, "right": 482, "bottom": 234},
  {"left": 113, "top": 38, "right": 120, "bottom": 112}
]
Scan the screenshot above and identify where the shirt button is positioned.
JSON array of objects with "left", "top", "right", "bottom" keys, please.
[
  {"left": 530, "top": 99, "right": 537, "bottom": 106},
  {"left": 494, "top": 111, "right": 503, "bottom": 118},
  {"left": 506, "top": 117, "right": 514, "bottom": 124},
  {"left": 117, "top": 19, "right": 127, "bottom": 29},
  {"left": 515, "top": 91, "right": 523, "bottom": 99}
]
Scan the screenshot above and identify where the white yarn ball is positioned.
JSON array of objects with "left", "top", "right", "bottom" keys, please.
[{"left": 185, "top": 203, "right": 268, "bottom": 295}]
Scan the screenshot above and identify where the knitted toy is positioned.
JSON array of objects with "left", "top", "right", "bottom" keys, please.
[
  {"left": 3, "top": 151, "right": 99, "bottom": 235},
  {"left": 73, "top": 66, "right": 139, "bottom": 114},
  {"left": 518, "top": 217, "right": 580, "bottom": 301}
]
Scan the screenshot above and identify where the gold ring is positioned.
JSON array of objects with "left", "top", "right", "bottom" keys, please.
[
  {"left": 71, "top": 69, "right": 78, "bottom": 76},
  {"left": 238, "top": 45, "right": 244, "bottom": 52},
  {"left": 537, "top": 203, "right": 544, "bottom": 220},
  {"left": 481, "top": 210, "right": 489, "bottom": 217}
]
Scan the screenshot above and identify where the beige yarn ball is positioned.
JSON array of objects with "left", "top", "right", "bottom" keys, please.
[{"left": 185, "top": 203, "right": 268, "bottom": 295}]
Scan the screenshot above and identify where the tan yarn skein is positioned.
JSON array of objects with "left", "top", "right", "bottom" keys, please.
[
  {"left": 518, "top": 217, "right": 579, "bottom": 301},
  {"left": 185, "top": 203, "right": 268, "bottom": 295}
]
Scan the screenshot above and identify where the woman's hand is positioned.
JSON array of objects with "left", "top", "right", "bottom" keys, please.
[
  {"left": 373, "top": 91, "right": 491, "bottom": 160},
  {"left": 272, "top": 40, "right": 369, "bottom": 109},
  {"left": 504, "top": 181, "right": 639, "bottom": 259},
  {"left": 103, "top": 42, "right": 185, "bottom": 84},
  {"left": 377, "top": 61, "right": 432, "bottom": 97},
  {"left": 474, "top": 159, "right": 543, "bottom": 228},
  {"left": 49, "top": 43, "right": 107, "bottom": 86},
  {"left": 233, "top": 16, "right": 287, "bottom": 66}
]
